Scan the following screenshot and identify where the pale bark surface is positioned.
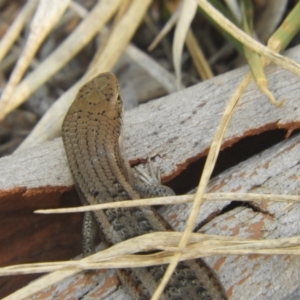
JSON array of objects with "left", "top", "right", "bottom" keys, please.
[
  {"left": 1, "top": 45, "right": 300, "bottom": 299},
  {"left": 186, "top": 134, "right": 300, "bottom": 300},
  {"left": 1, "top": 46, "right": 300, "bottom": 193}
]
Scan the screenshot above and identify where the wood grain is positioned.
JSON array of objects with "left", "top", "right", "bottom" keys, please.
[{"left": 1, "top": 45, "right": 300, "bottom": 299}]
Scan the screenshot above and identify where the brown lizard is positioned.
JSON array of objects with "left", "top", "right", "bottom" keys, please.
[{"left": 62, "top": 72, "right": 228, "bottom": 299}]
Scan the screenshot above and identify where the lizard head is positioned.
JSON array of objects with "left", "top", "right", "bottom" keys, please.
[{"left": 67, "top": 72, "right": 123, "bottom": 122}]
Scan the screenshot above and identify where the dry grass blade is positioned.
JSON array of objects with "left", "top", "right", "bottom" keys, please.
[
  {"left": 241, "top": 1, "right": 283, "bottom": 107},
  {"left": 196, "top": 0, "right": 300, "bottom": 77},
  {"left": 69, "top": 1, "right": 88, "bottom": 18},
  {"left": 86, "top": 0, "right": 152, "bottom": 79},
  {"left": 186, "top": 29, "right": 213, "bottom": 79},
  {"left": 0, "top": 232, "right": 225, "bottom": 299},
  {"left": 0, "top": 0, "right": 70, "bottom": 120},
  {"left": 266, "top": 2, "right": 300, "bottom": 53},
  {"left": 17, "top": 0, "right": 152, "bottom": 151},
  {"left": 125, "top": 44, "right": 178, "bottom": 93},
  {"left": 2, "top": 2, "right": 299, "bottom": 299},
  {"left": 2, "top": 232, "right": 300, "bottom": 284},
  {"left": 5, "top": 0, "right": 121, "bottom": 123},
  {"left": 164, "top": 1, "right": 213, "bottom": 81},
  {"left": 154, "top": 2, "right": 300, "bottom": 296},
  {"left": 35, "top": 193, "right": 300, "bottom": 214},
  {"left": 0, "top": 0, "right": 38, "bottom": 63},
  {"left": 148, "top": 3, "right": 182, "bottom": 51},
  {"left": 152, "top": 70, "right": 253, "bottom": 299},
  {"left": 173, "top": 0, "right": 197, "bottom": 89}
]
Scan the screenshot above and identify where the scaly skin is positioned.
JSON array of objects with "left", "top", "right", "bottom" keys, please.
[{"left": 62, "top": 72, "right": 228, "bottom": 300}]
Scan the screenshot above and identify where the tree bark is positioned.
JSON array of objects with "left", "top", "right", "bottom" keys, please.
[{"left": 1, "top": 45, "right": 300, "bottom": 299}]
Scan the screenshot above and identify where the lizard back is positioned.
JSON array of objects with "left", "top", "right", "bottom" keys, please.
[{"left": 62, "top": 72, "right": 228, "bottom": 300}]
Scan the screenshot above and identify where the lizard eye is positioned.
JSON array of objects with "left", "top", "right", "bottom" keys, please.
[{"left": 117, "top": 93, "right": 121, "bottom": 102}]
